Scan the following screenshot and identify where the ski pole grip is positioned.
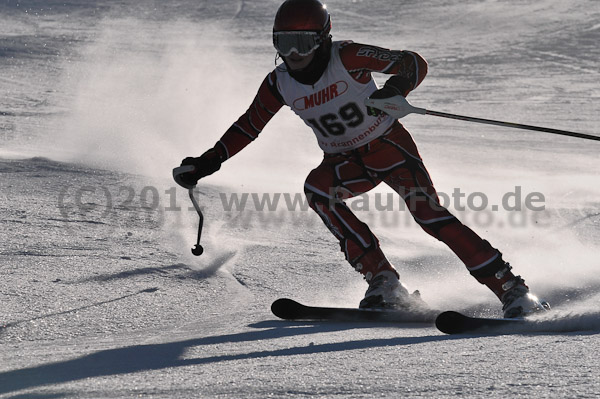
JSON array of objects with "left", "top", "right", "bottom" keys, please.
[
  {"left": 173, "top": 164, "right": 196, "bottom": 176},
  {"left": 173, "top": 164, "right": 198, "bottom": 189},
  {"left": 364, "top": 95, "right": 426, "bottom": 119}
]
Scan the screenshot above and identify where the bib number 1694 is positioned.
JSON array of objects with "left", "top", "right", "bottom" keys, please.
[{"left": 306, "top": 102, "right": 364, "bottom": 137}]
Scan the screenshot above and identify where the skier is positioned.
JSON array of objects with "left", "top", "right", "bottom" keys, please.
[{"left": 174, "top": 0, "right": 549, "bottom": 318}]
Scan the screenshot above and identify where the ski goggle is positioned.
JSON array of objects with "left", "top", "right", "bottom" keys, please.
[{"left": 273, "top": 31, "right": 323, "bottom": 57}]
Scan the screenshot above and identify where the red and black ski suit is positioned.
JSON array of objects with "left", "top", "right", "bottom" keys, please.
[{"left": 210, "top": 41, "right": 519, "bottom": 298}]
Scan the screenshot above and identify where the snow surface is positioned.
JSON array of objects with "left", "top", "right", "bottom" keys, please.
[{"left": 1, "top": 0, "right": 599, "bottom": 397}]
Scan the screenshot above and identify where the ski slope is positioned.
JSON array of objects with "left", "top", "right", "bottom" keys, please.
[{"left": 1, "top": 0, "right": 599, "bottom": 397}]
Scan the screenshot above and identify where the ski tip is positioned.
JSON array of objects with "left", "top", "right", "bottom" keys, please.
[
  {"left": 435, "top": 311, "right": 468, "bottom": 334},
  {"left": 271, "top": 298, "right": 304, "bottom": 320}
]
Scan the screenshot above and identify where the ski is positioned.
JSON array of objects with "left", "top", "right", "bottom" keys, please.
[
  {"left": 435, "top": 310, "right": 528, "bottom": 334},
  {"left": 271, "top": 298, "right": 437, "bottom": 324}
]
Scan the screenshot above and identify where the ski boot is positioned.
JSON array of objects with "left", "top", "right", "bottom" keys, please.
[
  {"left": 501, "top": 281, "right": 551, "bottom": 318},
  {"left": 359, "top": 270, "right": 427, "bottom": 311},
  {"left": 469, "top": 251, "right": 550, "bottom": 318}
]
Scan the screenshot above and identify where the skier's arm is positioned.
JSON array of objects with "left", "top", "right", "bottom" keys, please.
[
  {"left": 214, "top": 70, "right": 285, "bottom": 161},
  {"left": 339, "top": 42, "right": 428, "bottom": 96},
  {"left": 175, "top": 71, "right": 284, "bottom": 187}
]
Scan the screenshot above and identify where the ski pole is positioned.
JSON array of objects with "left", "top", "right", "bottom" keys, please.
[
  {"left": 173, "top": 165, "right": 205, "bottom": 256},
  {"left": 365, "top": 96, "right": 600, "bottom": 142},
  {"left": 188, "top": 187, "right": 204, "bottom": 256}
]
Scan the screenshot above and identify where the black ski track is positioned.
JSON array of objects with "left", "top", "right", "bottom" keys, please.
[
  {"left": 272, "top": 300, "right": 596, "bottom": 335},
  {"left": 435, "top": 310, "right": 527, "bottom": 334},
  {"left": 271, "top": 298, "right": 438, "bottom": 324}
]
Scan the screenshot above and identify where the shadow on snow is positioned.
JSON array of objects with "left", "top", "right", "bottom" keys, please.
[{"left": 0, "top": 323, "right": 451, "bottom": 395}]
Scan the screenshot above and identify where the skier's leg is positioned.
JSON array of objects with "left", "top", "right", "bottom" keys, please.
[
  {"left": 304, "top": 155, "right": 422, "bottom": 309},
  {"left": 372, "top": 123, "right": 546, "bottom": 314},
  {"left": 304, "top": 153, "right": 397, "bottom": 282}
]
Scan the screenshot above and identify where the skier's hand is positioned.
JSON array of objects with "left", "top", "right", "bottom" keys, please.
[
  {"left": 366, "top": 75, "right": 413, "bottom": 117},
  {"left": 366, "top": 87, "right": 397, "bottom": 117},
  {"left": 173, "top": 149, "right": 222, "bottom": 189}
]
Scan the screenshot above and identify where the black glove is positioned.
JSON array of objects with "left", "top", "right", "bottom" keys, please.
[
  {"left": 366, "top": 75, "right": 413, "bottom": 117},
  {"left": 174, "top": 149, "right": 222, "bottom": 188}
]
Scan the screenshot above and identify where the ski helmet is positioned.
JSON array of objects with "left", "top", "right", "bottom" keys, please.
[
  {"left": 273, "top": 0, "right": 332, "bottom": 57},
  {"left": 272, "top": 0, "right": 333, "bottom": 85}
]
